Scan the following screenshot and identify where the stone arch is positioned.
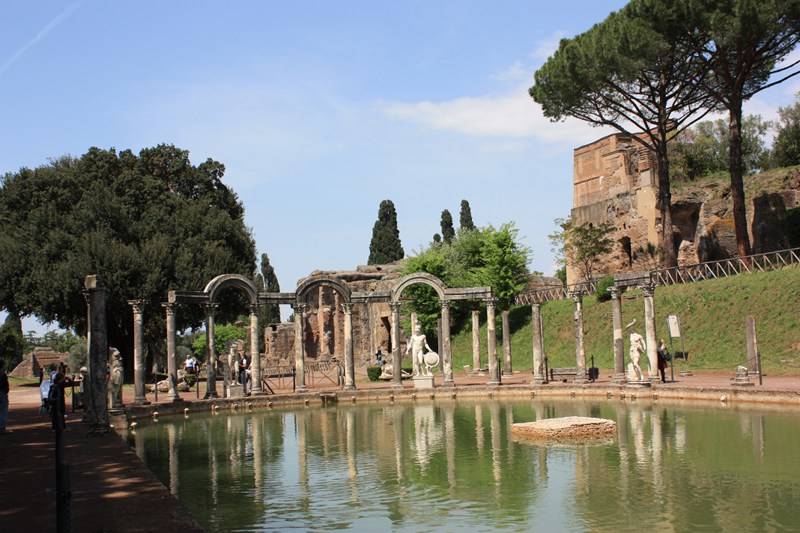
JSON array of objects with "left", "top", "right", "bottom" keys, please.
[
  {"left": 203, "top": 273, "right": 259, "bottom": 306},
  {"left": 390, "top": 272, "right": 447, "bottom": 303},
  {"left": 295, "top": 275, "right": 352, "bottom": 305}
]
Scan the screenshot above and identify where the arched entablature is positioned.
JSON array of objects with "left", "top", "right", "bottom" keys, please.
[
  {"left": 390, "top": 272, "right": 447, "bottom": 304},
  {"left": 295, "top": 275, "right": 352, "bottom": 305},
  {"left": 203, "top": 273, "right": 259, "bottom": 306}
]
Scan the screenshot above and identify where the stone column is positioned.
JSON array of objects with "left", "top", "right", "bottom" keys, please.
[
  {"left": 572, "top": 291, "right": 587, "bottom": 384},
  {"left": 164, "top": 303, "right": 180, "bottom": 401},
  {"left": 610, "top": 286, "right": 626, "bottom": 383},
  {"left": 318, "top": 286, "right": 326, "bottom": 356},
  {"left": 486, "top": 299, "right": 500, "bottom": 386},
  {"left": 471, "top": 309, "right": 481, "bottom": 372},
  {"left": 390, "top": 302, "right": 402, "bottom": 389},
  {"left": 250, "top": 305, "right": 263, "bottom": 395},
  {"left": 333, "top": 293, "right": 341, "bottom": 356},
  {"left": 410, "top": 312, "right": 418, "bottom": 333},
  {"left": 642, "top": 283, "right": 658, "bottom": 379},
  {"left": 441, "top": 300, "right": 453, "bottom": 386},
  {"left": 204, "top": 303, "right": 219, "bottom": 399},
  {"left": 342, "top": 303, "right": 355, "bottom": 390},
  {"left": 531, "top": 303, "right": 546, "bottom": 385},
  {"left": 294, "top": 304, "right": 308, "bottom": 392},
  {"left": 84, "top": 275, "right": 109, "bottom": 431},
  {"left": 129, "top": 300, "right": 149, "bottom": 405},
  {"left": 501, "top": 308, "right": 512, "bottom": 375}
]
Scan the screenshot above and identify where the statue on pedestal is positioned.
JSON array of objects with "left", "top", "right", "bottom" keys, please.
[
  {"left": 627, "top": 332, "right": 647, "bottom": 382},
  {"left": 109, "top": 347, "right": 124, "bottom": 410},
  {"left": 406, "top": 325, "right": 439, "bottom": 377}
]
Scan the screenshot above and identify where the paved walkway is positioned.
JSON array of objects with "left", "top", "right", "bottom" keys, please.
[{"left": 2, "top": 368, "right": 797, "bottom": 532}]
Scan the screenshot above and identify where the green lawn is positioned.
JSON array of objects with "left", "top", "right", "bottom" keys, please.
[{"left": 451, "top": 265, "right": 800, "bottom": 374}]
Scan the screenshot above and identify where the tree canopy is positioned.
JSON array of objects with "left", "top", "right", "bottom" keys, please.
[
  {"left": 0, "top": 144, "right": 257, "bottom": 372},
  {"left": 531, "top": 0, "right": 717, "bottom": 268},
  {"left": 368, "top": 200, "right": 404, "bottom": 264},
  {"left": 549, "top": 218, "right": 614, "bottom": 285},
  {"left": 772, "top": 93, "right": 800, "bottom": 167},
  {"left": 403, "top": 223, "right": 530, "bottom": 334},
  {"left": 255, "top": 253, "right": 281, "bottom": 325}
]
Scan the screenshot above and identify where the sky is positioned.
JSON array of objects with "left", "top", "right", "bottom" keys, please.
[{"left": 2, "top": 1, "right": 798, "bottom": 334}]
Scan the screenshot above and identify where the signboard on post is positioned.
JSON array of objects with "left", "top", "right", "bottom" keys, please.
[{"left": 667, "top": 315, "right": 681, "bottom": 338}]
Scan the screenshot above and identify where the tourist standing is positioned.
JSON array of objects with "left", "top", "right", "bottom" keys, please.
[
  {"left": 657, "top": 339, "right": 669, "bottom": 384},
  {"left": 0, "top": 360, "right": 9, "bottom": 433}
]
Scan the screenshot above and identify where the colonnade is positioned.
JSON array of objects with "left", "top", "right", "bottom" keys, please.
[{"left": 125, "top": 275, "right": 662, "bottom": 402}]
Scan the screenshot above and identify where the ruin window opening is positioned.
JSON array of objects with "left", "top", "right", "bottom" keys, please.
[{"left": 620, "top": 236, "right": 632, "bottom": 267}]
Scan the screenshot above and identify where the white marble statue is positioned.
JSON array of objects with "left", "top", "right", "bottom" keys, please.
[
  {"left": 406, "top": 325, "right": 434, "bottom": 376},
  {"left": 109, "top": 347, "right": 124, "bottom": 409},
  {"left": 627, "top": 332, "right": 647, "bottom": 381}
]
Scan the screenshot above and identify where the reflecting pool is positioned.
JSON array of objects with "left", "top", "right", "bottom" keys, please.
[{"left": 128, "top": 400, "right": 800, "bottom": 532}]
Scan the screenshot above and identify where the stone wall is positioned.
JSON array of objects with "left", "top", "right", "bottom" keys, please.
[{"left": 569, "top": 133, "right": 800, "bottom": 284}]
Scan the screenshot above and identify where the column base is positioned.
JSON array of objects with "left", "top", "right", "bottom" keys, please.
[
  {"left": 486, "top": 380, "right": 500, "bottom": 387},
  {"left": 250, "top": 390, "right": 268, "bottom": 396},
  {"left": 573, "top": 377, "right": 588, "bottom": 384},
  {"left": 531, "top": 377, "right": 548, "bottom": 386},
  {"left": 343, "top": 384, "right": 356, "bottom": 391},
  {"left": 295, "top": 386, "right": 308, "bottom": 393},
  {"left": 611, "top": 373, "right": 627, "bottom": 384},
  {"left": 133, "top": 399, "right": 151, "bottom": 406},
  {"left": 442, "top": 380, "right": 455, "bottom": 388}
]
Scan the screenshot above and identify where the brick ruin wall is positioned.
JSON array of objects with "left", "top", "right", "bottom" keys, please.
[
  {"left": 568, "top": 133, "right": 800, "bottom": 284},
  {"left": 263, "top": 263, "right": 407, "bottom": 370}
]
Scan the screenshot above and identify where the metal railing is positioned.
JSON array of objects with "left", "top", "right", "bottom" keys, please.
[
  {"left": 515, "top": 246, "right": 800, "bottom": 304},
  {"left": 650, "top": 247, "right": 800, "bottom": 287}
]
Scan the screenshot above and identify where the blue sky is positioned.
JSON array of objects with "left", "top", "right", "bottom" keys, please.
[{"left": 2, "top": 1, "right": 798, "bottom": 333}]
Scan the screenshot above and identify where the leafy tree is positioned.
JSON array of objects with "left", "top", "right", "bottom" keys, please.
[
  {"left": 66, "top": 342, "right": 88, "bottom": 373},
  {"left": 440, "top": 210, "right": 455, "bottom": 243},
  {"left": 403, "top": 223, "right": 529, "bottom": 332},
  {"left": 532, "top": 0, "right": 717, "bottom": 267},
  {"left": 191, "top": 322, "right": 248, "bottom": 361},
  {"left": 432, "top": 233, "right": 442, "bottom": 244},
  {"left": 478, "top": 224, "right": 530, "bottom": 309},
  {"left": 595, "top": 276, "right": 616, "bottom": 303},
  {"left": 690, "top": 0, "right": 800, "bottom": 257},
  {"left": 368, "top": 200, "right": 404, "bottom": 264},
  {"left": 255, "top": 253, "right": 281, "bottom": 325},
  {"left": 0, "top": 313, "right": 24, "bottom": 369},
  {"left": 670, "top": 115, "right": 772, "bottom": 179},
  {"left": 550, "top": 218, "right": 614, "bottom": 285},
  {"left": 459, "top": 200, "right": 476, "bottom": 231},
  {"left": 555, "top": 266, "right": 567, "bottom": 287},
  {"left": 772, "top": 93, "right": 800, "bottom": 167},
  {"left": 0, "top": 145, "right": 257, "bottom": 376}
]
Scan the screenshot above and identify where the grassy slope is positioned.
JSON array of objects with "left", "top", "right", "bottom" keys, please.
[{"left": 451, "top": 265, "right": 800, "bottom": 374}]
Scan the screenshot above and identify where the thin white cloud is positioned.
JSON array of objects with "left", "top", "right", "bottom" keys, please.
[
  {"left": 381, "top": 84, "right": 605, "bottom": 143},
  {"left": 531, "top": 30, "right": 567, "bottom": 61},
  {"left": 490, "top": 61, "right": 528, "bottom": 82},
  {"left": 0, "top": 2, "right": 81, "bottom": 78}
]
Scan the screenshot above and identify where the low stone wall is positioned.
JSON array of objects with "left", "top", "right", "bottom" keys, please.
[{"left": 511, "top": 416, "right": 616, "bottom": 442}]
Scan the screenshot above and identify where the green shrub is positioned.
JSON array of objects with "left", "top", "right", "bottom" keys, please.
[
  {"left": 595, "top": 276, "right": 615, "bottom": 303},
  {"left": 367, "top": 366, "right": 382, "bottom": 381}
]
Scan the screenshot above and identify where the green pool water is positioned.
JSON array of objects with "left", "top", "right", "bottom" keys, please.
[{"left": 128, "top": 400, "right": 800, "bottom": 532}]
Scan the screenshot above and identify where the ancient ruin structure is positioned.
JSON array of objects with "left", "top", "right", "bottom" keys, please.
[{"left": 570, "top": 132, "right": 800, "bottom": 284}]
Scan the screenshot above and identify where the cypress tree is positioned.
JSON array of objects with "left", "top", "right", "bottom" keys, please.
[
  {"left": 459, "top": 199, "right": 475, "bottom": 231},
  {"left": 368, "top": 200, "right": 404, "bottom": 264},
  {"left": 440, "top": 210, "right": 455, "bottom": 243},
  {"left": 259, "top": 253, "right": 281, "bottom": 324},
  {"left": 433, "top": 233, "right": 442, "bottom": 244}
]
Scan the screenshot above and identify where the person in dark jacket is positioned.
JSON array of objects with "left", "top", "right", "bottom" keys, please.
[{"left": 657, "top": 339, "right": 669, "bottom": 383}]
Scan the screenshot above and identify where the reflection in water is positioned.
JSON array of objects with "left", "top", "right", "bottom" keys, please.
[{"left": 131, "top": 400, "right": 800, "bottom": 533}]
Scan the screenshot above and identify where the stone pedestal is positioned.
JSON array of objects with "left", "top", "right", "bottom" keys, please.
[
  {"left": 732, "top": 367, "right": 754, "bottom": 387},
  {"left": 625, "top": 380, "right": 652, "bottom": 389},
  {"left": 228, "top": 384, "right": 244, "bottom": 398},
  {"left": 413, "top": 376, "right": 435, "bottom": 389}
]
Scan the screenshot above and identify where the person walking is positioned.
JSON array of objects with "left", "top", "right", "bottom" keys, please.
[
  {"left": 0, "top": 360, "right": 10, "bottom": 433},
  {"left": 657, "top": 339, "right": 669, "bottom": 384}
]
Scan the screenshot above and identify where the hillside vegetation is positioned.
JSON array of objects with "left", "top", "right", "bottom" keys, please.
[{"left": 450, "top": 265, "right": 800, "bottom": 375}]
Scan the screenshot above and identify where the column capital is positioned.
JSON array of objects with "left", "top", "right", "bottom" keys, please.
[
  {"left": 485, "top": 297, "right": 497, "bottom": 308},
  {"left": 608, "top": 286, "right": 620, "bottom": 300},
  {"left": 639, "top": 283, "right": 656, "bottom": 297},
  {"left": 161, "top": 302, "right": 176, "bottom": 314},
  {"left": 292, "top": 303, "right": 308, "bottom": 313},
  {"left": 531, "top": 302, "right": 541, "bottom": 311},
  {"left": 203, "top": 302, "right": 220, "bottom": 315},
  {"left": 389, "top": 301, "right": 402, "bottom": 312},
  {"left": 340, "top": 303, "right": 353, "bottom": 314},
  {"left": 569, "top": 289, "right": 584, "bottom": 303},
  {"left": 128, "top": 299, "right": 146, "bottom": 314},
  {"left": 440, "top": 300, "right": 450, "bottom": 310},
  {"left": 249, "top": 303, "right": 260, "bottom": 315}
]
